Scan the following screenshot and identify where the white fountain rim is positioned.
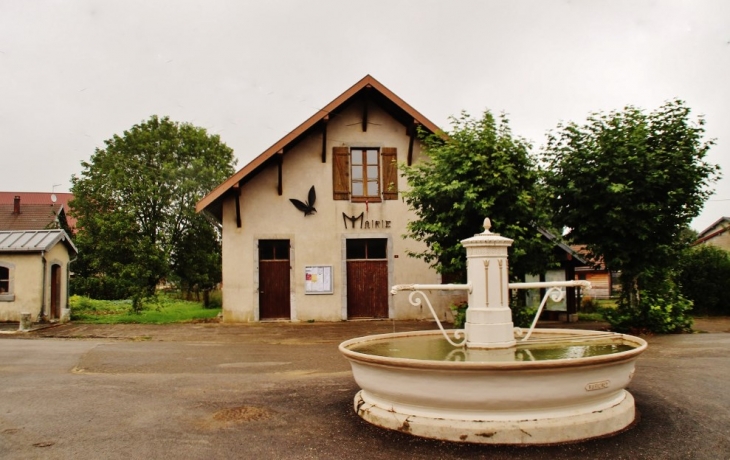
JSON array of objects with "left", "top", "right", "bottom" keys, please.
[{"left": 339, "top": 328, "right": 647, "bottom": 371}]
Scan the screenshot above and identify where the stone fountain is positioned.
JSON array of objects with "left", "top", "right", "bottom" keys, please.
[{"left": 339, "top": 219, "right": 646, "bottom": 444}]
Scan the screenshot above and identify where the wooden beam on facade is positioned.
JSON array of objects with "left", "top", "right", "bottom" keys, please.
[
  {"left": 276, "top": 150, "right": 284, "bottom": 196},
  {"left": 407, "top": 120, "right": 419, "bottom": 166},
  {"left": 361, "top": 100, "right": 368, "bottom": 132},
  {"left": 233, "top": 183, "right": 242, "bottom": 228},
  {"left": 321, "top": 115, "right": 329, "bottom": 163}
]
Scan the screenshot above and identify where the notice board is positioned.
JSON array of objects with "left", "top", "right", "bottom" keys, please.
[{"left": 304, "top": 265, "right": 333, "bottom": 294}]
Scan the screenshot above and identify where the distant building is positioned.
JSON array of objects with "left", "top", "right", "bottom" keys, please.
[
  {"left": 0, "top": 230, "right": 77, "bottom": 323},
  {"left": 693, "top": 217, "right": 730, "bottom": 251},
  {"left": 0, "top": 192, "right": 75, "bottom": 233}
]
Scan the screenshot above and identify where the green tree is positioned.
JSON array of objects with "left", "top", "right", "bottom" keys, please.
[
  {"left": 401, "top": 111, "right": 553, "bottom": 281},
  {"left": 542, "top": 100, "right": 719, "bottom": 331},
  {"left": 70, "top": 115, "right": 235, "bottom": 306},
  {"left": 678, "top": 245, "right": 730, "bottom": 316}
]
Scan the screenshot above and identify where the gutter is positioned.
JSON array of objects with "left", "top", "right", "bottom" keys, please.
[{"left": 40, "top": 252, "right": 46, "bottom": 321}]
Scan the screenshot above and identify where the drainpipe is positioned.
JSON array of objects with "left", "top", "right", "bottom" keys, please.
[
  {"left": 66, "top": 255, "right": 77, "bottom": 318},
  {"left": 40, "top": 252, "right": 46, "bottom": 322}
]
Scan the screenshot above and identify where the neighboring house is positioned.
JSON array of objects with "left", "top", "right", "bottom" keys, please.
[
  {"left": 693, "top": 217, "right": 730, "bottom": 251},
  {"left": 570, "top": 245, "right": 616, "bottom": 300},
  {"left": 0, "top": 230, "right": 78, "bottom": 323},
  {"left": 524, "top": 228, "right": 589, "bottom": 320},
  {"left": 197, "top": 75, "right": 458, "bottom": 322},
  {"left": 0, "top": 192, "right": 75, "bottom": 233}
]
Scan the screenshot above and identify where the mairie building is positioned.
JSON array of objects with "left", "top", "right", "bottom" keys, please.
[{"left": 197, "top": 75, "right": 459, "bottom": 322}]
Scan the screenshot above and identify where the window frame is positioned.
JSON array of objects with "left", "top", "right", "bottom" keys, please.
[
  {"left": 349, "top": 147, "right": 382, "bottom": 203},
  {"left": 0, "top": 262, "right": 15, "bottom": 302}
]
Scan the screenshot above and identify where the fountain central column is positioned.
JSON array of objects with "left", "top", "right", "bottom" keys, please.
[{"left": 461, "top": 218, "right": 515, "bottom": 349}]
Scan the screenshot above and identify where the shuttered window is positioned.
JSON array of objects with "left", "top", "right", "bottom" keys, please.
[
  {"left": 381, "top": 147, "right": 398, "bottom": 200},
  {"left": 332, "top": 146, "right": 350, "bottom": 200},
  {"left": 332, "top": 147, "right": 398, "bottom": 201}
]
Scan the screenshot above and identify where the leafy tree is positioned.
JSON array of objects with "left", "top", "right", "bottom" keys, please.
[
  {"left": 678, "top": 245, "right": 730, "bottom": 316},
  {"left": 171, "top": 214, "right": 223, "bottom": 306},
  {"left": 70, "top": 115, "right": 235, "bottom": 306},
  {"left": 401, "top": 111, "right": 553, "bottom": 281},
  {"left": 542, "top": 100, "right": 720, "bottom": 330}
]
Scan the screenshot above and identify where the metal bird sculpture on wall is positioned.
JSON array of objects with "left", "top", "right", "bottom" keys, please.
[{"left": 290, "top": 185, "right": 317, "bottom": 216}]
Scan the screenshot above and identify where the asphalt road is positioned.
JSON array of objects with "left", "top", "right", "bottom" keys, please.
[{"left": 1, "top": 321, "right": 729, "bottom": 459}]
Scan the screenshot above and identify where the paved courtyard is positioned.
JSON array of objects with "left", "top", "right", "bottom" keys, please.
[{"left": 1, "top": 320, "right": 729, "bottom": 459}]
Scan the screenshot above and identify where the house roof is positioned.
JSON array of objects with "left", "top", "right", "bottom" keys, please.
[
  {"left": 0, "top": 192, "right": 76, "bottom": 229},
  {"left": 195, "top": 74, "right": 442, "bottom": 220},
  {"left": 0, "top": 229, "right": 77, "bottom": 255},
  {"left": 694, "top": 216, "right": 730, "bottom": 245},
  {"left": 0, "top": 203, "right": 66, "bottom": 231},
  {"left": 537, "top": 228, "right": 589, "bottom": 265}
]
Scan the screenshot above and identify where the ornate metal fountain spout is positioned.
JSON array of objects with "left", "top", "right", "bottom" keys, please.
[{"left": 391, "top": 217, "right": 591, "bottom": 349}]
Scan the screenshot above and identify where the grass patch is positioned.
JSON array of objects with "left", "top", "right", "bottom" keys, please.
[
  {"left": 577, "top": 312, "right": 606, "bottom": 322},
  {"left": 70, "top": 294, "right": 221, "bottom": 324}
]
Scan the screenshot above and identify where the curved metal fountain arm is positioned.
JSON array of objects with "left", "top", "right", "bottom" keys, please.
[
  {"left": 508, "top": 280, "right": 592, "bottom": 290},
  {"left": 509, "top": 280, "right": 592, "bottom": 342},
  {"left": 390, "top": 284, "right": 470, "bottom": 347},
  {"left": 390, "top": 283, "right": 472, "bottom": 295}
]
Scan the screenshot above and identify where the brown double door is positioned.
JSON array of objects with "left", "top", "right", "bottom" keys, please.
[
  {"left": 346, "top": 239, "right": 389, "bottom": 318},
  {"left": 259, "top": 240, "right": 291, "bottom": 320}
]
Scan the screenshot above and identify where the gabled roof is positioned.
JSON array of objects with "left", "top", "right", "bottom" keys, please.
[
  {"left": 0, "top": 192, "right": 77, "bottom": 229},
  {"left": 0, "top": 229, "right": 77, "bottom": 255},
  {"left": 0, "top": 203, "right": 66, "bottom": 231},
  {"left": 196, "top": 75, "right": 442, "bottom": 220},
  {"left": 693, "top": 216, "right": 730, "bottom": 245},
  {"left": 537, "top": 227, "right": 588, "bottom": 265}
]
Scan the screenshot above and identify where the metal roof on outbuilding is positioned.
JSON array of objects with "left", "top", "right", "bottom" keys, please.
[{"left": 0, "top": 230, "right": 77, "bottom": 255}]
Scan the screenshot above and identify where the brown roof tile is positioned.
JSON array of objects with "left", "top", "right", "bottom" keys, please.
[{"left": 0, "top": 204, "right": 65, "bottom": 231}]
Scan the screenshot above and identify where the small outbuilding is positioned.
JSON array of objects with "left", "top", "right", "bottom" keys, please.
[{"left": 0, "top": 230, "right": 77, "bottom": 323}]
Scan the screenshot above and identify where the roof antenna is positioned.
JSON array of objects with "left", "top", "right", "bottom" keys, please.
[{"left": 51, "top": 183, "right": 62, "bottom": 203}]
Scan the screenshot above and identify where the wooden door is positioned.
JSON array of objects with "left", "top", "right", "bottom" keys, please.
[
  {"left": 346, "top": 239, "right": 388, "bottom": 318},
  {"left": 259, "top": 240, "right": 291, "bottom": 319},
  {"left": 50, "top": 264, "right": 61, "bottom": 320}
]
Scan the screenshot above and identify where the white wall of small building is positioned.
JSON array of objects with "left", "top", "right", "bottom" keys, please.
[
  {"left": 219, "top": 102, "right": 461, "bottom": 322},
  {"left": 0, "top": 243, "right": 71, "bottom": 322}
]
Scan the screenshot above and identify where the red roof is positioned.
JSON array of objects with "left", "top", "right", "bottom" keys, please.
[{"left": 0, "top": 192, "right": 76, "bottom": 230}]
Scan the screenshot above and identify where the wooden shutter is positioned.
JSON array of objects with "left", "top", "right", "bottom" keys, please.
[
  {"left": 381, "top": 147, "right": 398, "bottom": 200},
  {"left": 332, "top": 146, "right": 350, "bottom": 200}
]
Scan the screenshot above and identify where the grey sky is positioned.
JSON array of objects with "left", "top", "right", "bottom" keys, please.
[{"left": 1, "top": 0, "right": 727, "bottom": 232}]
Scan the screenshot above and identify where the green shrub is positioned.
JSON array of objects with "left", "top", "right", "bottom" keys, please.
[
  {"left": 450, "top": 302, "right": 468, "bottom": 328},
  {"left": 678, "top": 245, "right": 730, "bottom": 316},
  {"left": 206, "top": 290, "right": 223, "bottom": 309},
  {"left": 602, "top": 286, "right": 693, "bottom": 334},
  {"left": 581, "top": 296, "right": 600, "bottom": 313}
]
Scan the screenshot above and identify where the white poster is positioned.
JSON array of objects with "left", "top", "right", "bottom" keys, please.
[{"left": 305, "top": 265, "right": 333, "bottom": 294}]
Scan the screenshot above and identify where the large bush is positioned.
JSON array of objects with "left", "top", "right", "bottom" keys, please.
[
  {"left": 602, "top": 280, "right": 693, "bottom": 334},
  {"left": 678, "top": 245, "right": 730, "bottom": 316}
]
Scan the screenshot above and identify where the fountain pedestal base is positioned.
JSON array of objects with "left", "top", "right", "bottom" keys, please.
[{"left": 354, "top": 389, "right": 636, "bottom": 445}]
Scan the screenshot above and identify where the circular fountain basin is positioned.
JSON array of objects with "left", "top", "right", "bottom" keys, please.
[{"left": 339, "top": 328, "right": 647, "bottom": 445}]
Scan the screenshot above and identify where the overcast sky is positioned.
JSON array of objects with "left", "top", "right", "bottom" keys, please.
[{"left": 1, "top": 0, "right": 728, "bottom": 232}]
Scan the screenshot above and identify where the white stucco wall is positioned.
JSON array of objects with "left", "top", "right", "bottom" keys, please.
[
  {"left": 0, "top": 243, "right": 72, "bottom": 322},
  {"left": 220, "top": 101, "right": 461, "bottom": 322}
]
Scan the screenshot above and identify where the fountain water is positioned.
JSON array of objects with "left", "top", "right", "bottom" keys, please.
[{"left": 339, "top": 218, "right": 646, "bottom": 444}]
